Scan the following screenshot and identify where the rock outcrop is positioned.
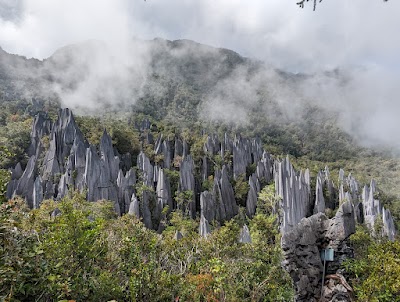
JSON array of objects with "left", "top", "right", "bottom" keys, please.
[
  {"left": 362, "top": 180, "right": 396, "bottom": 241},
  {"left": 6, "top": 109, "right": 396, "bottom": 249},
  {"left": 282, "top": 201, "right": 356, "bottom": 302},
  {"left": 275, "top": 156, "right": 311, "bottom": 233},
  {"left": 239, "top": 224, "right": 252, "bottom": 243},
  {"left": 199, "top": 214, "right": 211, "bottom": 237},
  {"left": 179, "top": 155, "right": 196, "bottom": 218}
]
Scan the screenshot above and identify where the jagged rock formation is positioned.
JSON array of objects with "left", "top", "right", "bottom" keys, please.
[
  {"left": 274, "top": 156, "right": 311, "bottom": 233},
  {"left": 246, "top": 173, "right": 259, "bottom": 218},
  {"left": 200, "top": 191, "right": 216, "bottom": 222},
  {"left": 314, "top": 167, "right": 337, "bottom": 214},
  {"left": 362, "top": 180, "right": 396, "bottom": 241},
  {"left": 7, "top": 109, "right": 395, "bottom": 240},
  {"left": 179, "top": 155, "right": 196, "bottom": 218},
  {"left": 5, "top": 107, "right": 398, "bottom": 301},
  {"left": 128, "top": 193, "right": 140, "bottom": 218},
  {"left": 282, "top": 201, "right": 356, "bottom": 302},
  {"left": 6, "top": 108, "right": 396, "bottom": 246},
  {"left": 213, "top": 166, "right": 238, "bottom": 221},
  {"left": 155, "top": 167, "right": 173, "bottom": 225}
]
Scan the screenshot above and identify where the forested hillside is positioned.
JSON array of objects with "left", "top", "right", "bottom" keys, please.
[{"left": 1, "top": 40, "right": 400, "bottom": 301}]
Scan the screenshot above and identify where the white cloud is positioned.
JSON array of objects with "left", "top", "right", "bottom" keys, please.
[{"left": 0, "top": 0, "right": 399, "bottom": 150}]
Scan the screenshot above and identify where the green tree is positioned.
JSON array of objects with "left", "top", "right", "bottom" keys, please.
[{"left": 345, "top": 227, "right": 400, "bottom": 302}]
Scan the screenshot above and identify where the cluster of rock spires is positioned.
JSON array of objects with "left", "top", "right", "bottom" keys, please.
[{"left": 6, "top": 108, "right": 397, "bottom": 301}]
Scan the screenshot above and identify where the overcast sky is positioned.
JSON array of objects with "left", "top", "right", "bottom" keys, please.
[
  {"left": 0, "top": 0, "right": 399, "bottom": 149},
  {"left": 0, "top": 0, "right": 399, "bottom": 72}
]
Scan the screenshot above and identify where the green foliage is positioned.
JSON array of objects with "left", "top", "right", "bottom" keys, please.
[
  {"left": 0, "top": 146, "right": 11, "bottom": 204},
  {"left": 0, "top": 192, "right": 294, "bottom": 301},
  {"left": 0, "top": 115, "right": 31, "bottom": 169},
  {"left": 233, "top": 174, "right": 250, "bottom": 207},
  {"left": 0, "top": 199, "right": 47, "bottom": 301},
  {"left": 0, "top": 169, "right": 10, "bottom": 204},
  {"left": 75, "top": 115, "right": 141, "bottom": 163},
  {"left": 175, "top": 190, "right": 194, "bottom": 217},
  {"left": 257, "top": 184, "right": 280, "bottom": 215},
  {"left": 344, "top": 227, "right": 400, "bottom": 302}
]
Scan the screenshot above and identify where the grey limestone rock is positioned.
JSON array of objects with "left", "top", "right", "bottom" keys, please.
[
  {"left": 275, "top": 157, "right": 311, "bottom": 233},
  {"left": 162, "top": 140, "right": 172, "bottom": 169},
  {"left": 32, "top": 176, "right": 43, "bottom": 209},
  {"left": 27, "top": 112, "right": 51, "bottom": 157},
  {"left": 314, "top": 172, "right": 325, "bottom": 214},
  {"left": 117, "top": 168, "right": 136, "bottom": 214},
  {"left": 346, "top": 173, "right": 359, "bottom": 200},
  {"left": 326, "top": 201, "right": 356, "bottom": 242},
  {"left": 256, "top": 151, "right": 273, "bottom": 184},
  {"left": 11, "top": 162, "right": 23, "bottom": 180},
  {"left": 174, "top": 137, "right": 183, "bottom": 158},
  {"left": 204, "top": 134, "right": 220, "bottom": 156},
  {"left": 239, "top": 224, "right": 252, "bottom": 243},
  {"left": 200, "top": 191, "right": 216, "bottom": 222},
  {"left": 84, "top": 146, "right": 101, "bottom": 202},
  {"left": 182, "top": 140, "right": 190, "bottom": 158},
  {"left": 338, "top": 184, "right": 345, "bottom": 203},
  {"left": 233, "top": 134, "right": 252, "bottom": 180},
  {"left": 15, "top": 155, "right": 36, "bottom": 208},
  {"left": 212, "top": 166, "right": 238, "bottom": 221},
  {"left": 41, "top": 133, "right": 61, "bottom": 180},
  {"left": 128, "top": 193, "right": 140, "bottom": 218},
  {"left": 137, "top": 151, "right": 154, "bottom": 186},
  {"left": 201, "top": 155, "right": 210, "bottom": 181},
  {"left": 222, "top": 133, "right": 233, "bottom": 155},
  {"left": 174, "top": 230, "right": 183, "bottom": 240},
  {"left": 42, "top": 108, "right": 84, "bottom": 180},
  {"left": 120, "top": 153, "right": 132, "bottom": 172},
  {"left": 246, "top": 173, "right": 258, "bottom": 218},
  {"left": 179, "top": 155, "right": 196, "bottom": 218},
  {"left": 135, "top": 118, "right": 150, "bottom": 132},
  {"left": 281, "top": 208, "right": 355, "bottom": 301},
  {"left": 141, "top": 191, "right": 153, "bottom": 229},
  {"left": 6, "top": 163, "right": 24, "bottom": 199},
  {"left": 155, "top": 168, "right": 172, "bottom": 223},
  {"left": 282, "top": 213, "right": 327, "bottom": 302},
  {"left": 43, "top": 179, "right": 55, "bottom": 199},
  {"left": 199, "top": 215, "right": 211, "bottom": 238},
  {"left": 362, "top": 180, "right": 396, "bottom": 240},
  {"left": 56, "top": 174, "right": 68, "bottom": 200},
  {"left": 5, "top": 179, "right": 18, "bottom": 200},
  {"left": 70, "top": 137, "right": 88, "bottom": 192},
  {"left": 251, "top": 137, "right": 263, "bottom": 164},
  {"left": 282, "top": 205, "right": 355, "bottom": 302},
  {"left": 51, "top": 208, "right": 61, "bottom": 218},
  {"left": 100, "top": 130, "right": 120, "bottom": 182},
  {"left": 338, "top": 168, "right": 345, "bottom": 184}
]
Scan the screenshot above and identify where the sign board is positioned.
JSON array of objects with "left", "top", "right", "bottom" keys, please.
[{"left": 320, "top": 248, "right": 334, "bottom": 262}]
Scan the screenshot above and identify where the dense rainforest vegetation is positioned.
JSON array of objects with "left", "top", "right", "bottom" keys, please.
[
  {"left": 0, "top": 38, "right": 399, "bottom": 302},
  {"left": 0, "top": 96, "right": 399, "bottom": 302}
]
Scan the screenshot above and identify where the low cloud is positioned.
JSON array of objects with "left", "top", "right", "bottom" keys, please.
[{"left": 0, "top": 0, "right": 399, "bottom": 151}]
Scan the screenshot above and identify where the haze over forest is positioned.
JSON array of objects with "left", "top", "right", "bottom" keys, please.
[
  {"left": 0, "top": 0, "right": 399, "bottom": 152},
  {"left": 1, "top": 2, "right": 400, "bottom": 301}
]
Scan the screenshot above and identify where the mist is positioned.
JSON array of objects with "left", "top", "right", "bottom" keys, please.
[{"left": 0, "top": 0, "right": 399, "bottom": 151}]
